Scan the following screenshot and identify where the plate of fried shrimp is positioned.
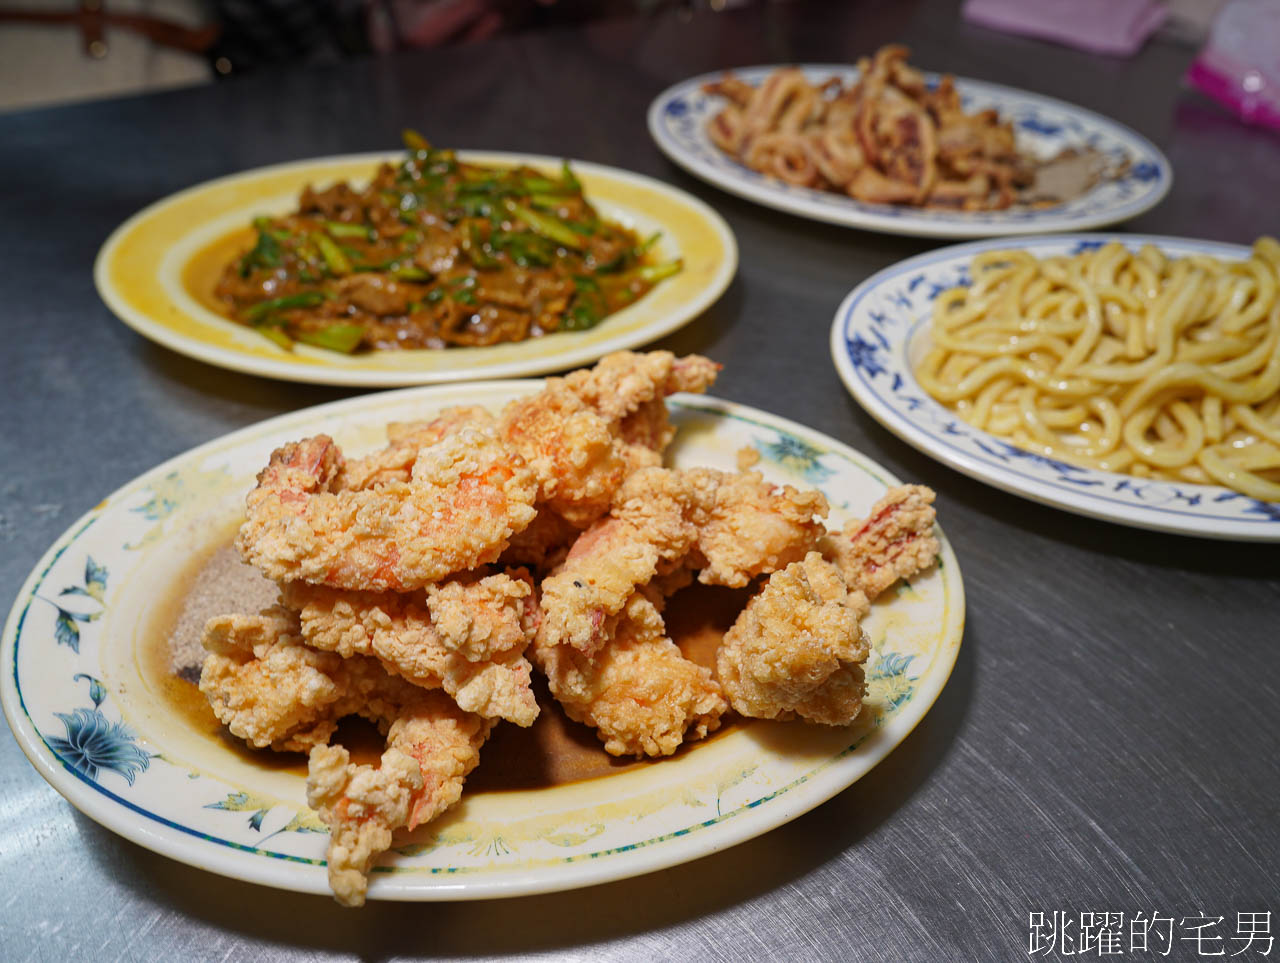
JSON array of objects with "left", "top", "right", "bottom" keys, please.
[
  {"left": 648, "top": 46, "right": 1171, "bottom": 237},
  {"left": 2, "top": 352, "right": 964, "bottom": 904},
  {"left": 831, "top": 235, "right": 1280, "bottom": 538}
]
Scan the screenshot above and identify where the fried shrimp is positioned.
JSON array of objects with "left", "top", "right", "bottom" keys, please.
[
  {"left": 237, "top": 426, "right": 538, "bottom": 593},
  {"left": 201, "top": 606, "right": 494, "bottom": 907},
  {"left": 282, "top": 571, "right": 538, "bottom": 726},
  {"left": 533, "top": 593, "right": 726, "bottom": 757},
  {"left": 538, "top": 466, "right": 828, "bottom": 654},
  {"left": 199, "top": 606, "right": 423, "bottom": 751},
  {"left": 498, "top": 350, "right": 718, "bottom": 527},
  {"left": 820, "top": 484, "right": 940, "bottom": 600},
  {"left": 307, "top": 690, "right": 492, "bottom": 907},
  {"left": 536, "top": 469, "right": 718, "bottom": 656},
  {"left": 337, "top": 406, "right": 496, "bottom": 491},
  {"left": 716, "top": 553, "right": 871, "bottom": 725},
  {"left": 689, "top": 469, "right": 830, "bottom": 588},
  {"left": 194, "top": 351, "right": 948, "bottom": 908}
]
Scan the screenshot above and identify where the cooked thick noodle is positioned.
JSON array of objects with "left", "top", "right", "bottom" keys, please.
[{"left": 915, "top": 238, "right": 1280, "bottom": 500}]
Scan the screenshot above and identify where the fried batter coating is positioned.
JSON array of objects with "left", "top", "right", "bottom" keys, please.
[
  {"left": 538, "top": 466, "right": 828, "bottom": 654},
  {"left": 307, "top": 690, "right": 492, "bottom": 907},
  {"left": 820, "top": 484, "right": 940, "bottom": 600},
  {"left": 716, "top": 553, "right": 871, "bottom": 725},
  {"left": 307, "top": 746, "right": 421, "bottom": 908},
  {"left": 533, "top": 593, "right": 726, "bottom": 757},
  {"left": 337, "top": 406, "right": 495, "bottom": 491},
  {"left": 536, "top": 519, "right": 668, "bottom": 657},
  {"left": 199, "top": 606, "right": 422, "bottom": 751},
  {"left": 498, "top": 350, "right": 718, "bottom": 527},
  {"left": 237, "top": 427, "right": 537, "bottom": 593},
  {"left": 537, "top": 468, "right": 718, "bottom": 656},
  {"left": 282, "top": 571, "right": 539, "bottom": 726},
  {"left": 693, "top": 470, "right": 829, "bottom": 587}
]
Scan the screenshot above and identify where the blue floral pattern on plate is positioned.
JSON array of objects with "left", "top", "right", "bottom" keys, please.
[
  {"left": 648, "top": 66, "right": 1172, "bottom": 237},
  {"left": 829, "top": 234, "right": 1280, "bottom": 540},
  {"left": 48, "top": 673, "right": 150, "bottom": 786}
]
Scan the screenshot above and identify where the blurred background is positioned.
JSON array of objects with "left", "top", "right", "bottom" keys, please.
[{"left": 0, "top": 0, "right": 1235, "bottom": 114}]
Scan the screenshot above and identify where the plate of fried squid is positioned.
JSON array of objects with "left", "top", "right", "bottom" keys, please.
[{"left": 648, "top": 45, "right": 1170, "bottom": 237}]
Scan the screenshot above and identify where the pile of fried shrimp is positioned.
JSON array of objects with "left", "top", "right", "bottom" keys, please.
[{"left": 198, "top": 350, "right": 941, "bottom": 905}]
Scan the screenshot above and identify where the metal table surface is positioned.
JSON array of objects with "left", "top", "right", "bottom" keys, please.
[{"left": 2, "top": 1, "right": 1277, "bottom": 960}]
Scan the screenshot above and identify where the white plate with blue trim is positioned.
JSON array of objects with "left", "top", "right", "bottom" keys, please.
[
  {"left": 2, "top": 381, "right": 964, "bottom": 900},
  {"left": 830, "top": 234, "right": 1280, "bottom": 540},
  {"left": 648, "top": 65, "right": 1171, "bottom": 238}
]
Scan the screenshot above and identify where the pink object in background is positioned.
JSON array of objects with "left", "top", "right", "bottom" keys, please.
[
  {"left": 1187, "top": 0, "right": 1280, "bottom": 131},
  {"left": 962, "top": 0, "right": 1168, "bottom": 56}
]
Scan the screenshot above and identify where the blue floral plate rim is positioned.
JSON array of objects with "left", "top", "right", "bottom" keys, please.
[
  {"left": 648, "top": 64, "right": 1172, "bottom": 238},
  {"left": 829, "top": 233, "right": 1280, "bottom": 540}
]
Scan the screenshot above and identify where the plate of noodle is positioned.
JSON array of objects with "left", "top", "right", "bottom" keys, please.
[
  {"left": 831, "top": 234, "right": 1280, "bottom": 539},
  {"left": 648, "top": 47, "right": 1171, "bottom": 238},
  {"left": 95, "top": 145, "right": 737, "bottom": 386}
]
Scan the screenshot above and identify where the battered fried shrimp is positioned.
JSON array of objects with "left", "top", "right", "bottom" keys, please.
[
  {"left": 237, "top": 427, "right": 537, "bottom": 593},
  {"left": 693, "top": 470, "right": 829, "bottom": 588},
  {"left": 196, "top": 351, "right": 950, "bottom": 910},
  {"left": 820, "top": 485, "right": 940, "bottom": 600},
  {"left": 307, "top": 745, "right": 421, "bottom": 908},
  {"left": 716, "top": 553, "right": 871, "bottom": 725},
  {"left": 606, "top": 355, "right": 720, "bottom": 470},
  {"left": 199, "top": 606, "right": 422, "bottom": 751},
  {"left": 337, "top": 406, "right": 495, "bottom": 490},
  {"left": 562, "top": 351, "right": 720, "bottom": 429},
  {"left": 537, "top": 468, "right": 719, "bottom": 656},
  {"left": 538, "top": 465, "right": 829, "bottom": 655},
  {"left": 536, "top": 518, "right": 671, "bottom": 657},
  {"left": 498, "top": 351, "right": 718, "bottom": 527},
  {"left": 282, "top": 571, "right": 539, "bottom": 726},
  {"left": 306, "top": 690, "right": 492, "bottom": 907},
  {"left": 199, "top": 606, "right": 345, "bottom": 751},
  {"left": 533, "top": 593, "right": 727, "bottom": 757},
  {"left": 425, "top": 570, "right": 539, "bottom": 662},
  {"left": 498, "top": 381, "right": 628, "bottom": 528}
]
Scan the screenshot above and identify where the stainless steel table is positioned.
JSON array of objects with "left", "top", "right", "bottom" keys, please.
[{"left": 2, "top": 1, "right": 1277, "bottom": 959}]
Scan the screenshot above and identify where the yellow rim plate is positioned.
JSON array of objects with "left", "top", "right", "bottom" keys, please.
[{"left": 94, "top": 152, "right": 738, "bottom": 386}]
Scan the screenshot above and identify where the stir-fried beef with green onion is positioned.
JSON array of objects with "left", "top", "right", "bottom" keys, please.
[{"left": 216, "top": 132, "right": 681, "bottom": 353}]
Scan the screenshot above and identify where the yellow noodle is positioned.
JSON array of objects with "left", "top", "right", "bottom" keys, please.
[
  {"left": 1197, "top": 449, "right": 1280, "bottom": 500},
  {"left": 915, "top": 238, "right": 1280, "bottom": 500},
  {"left": 1229, "top": 404, "right": 1280, "bottom": 447},
  {"left": 1203, "top": 395, "right": 1223, "bottom": 443}
]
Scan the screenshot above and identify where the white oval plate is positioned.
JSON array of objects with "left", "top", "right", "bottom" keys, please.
[
  {"left": 94, "top": 152, "right": 737, "bottom": 386},
  {"left": 830, "top": 234, "right": 1280, "bottom": 540},
  {"left": 2, "top": 383, "right": 963, "bottom": 901},
  {"left": 648, "top": 65, "right": 1171, "bottom": 238}
]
